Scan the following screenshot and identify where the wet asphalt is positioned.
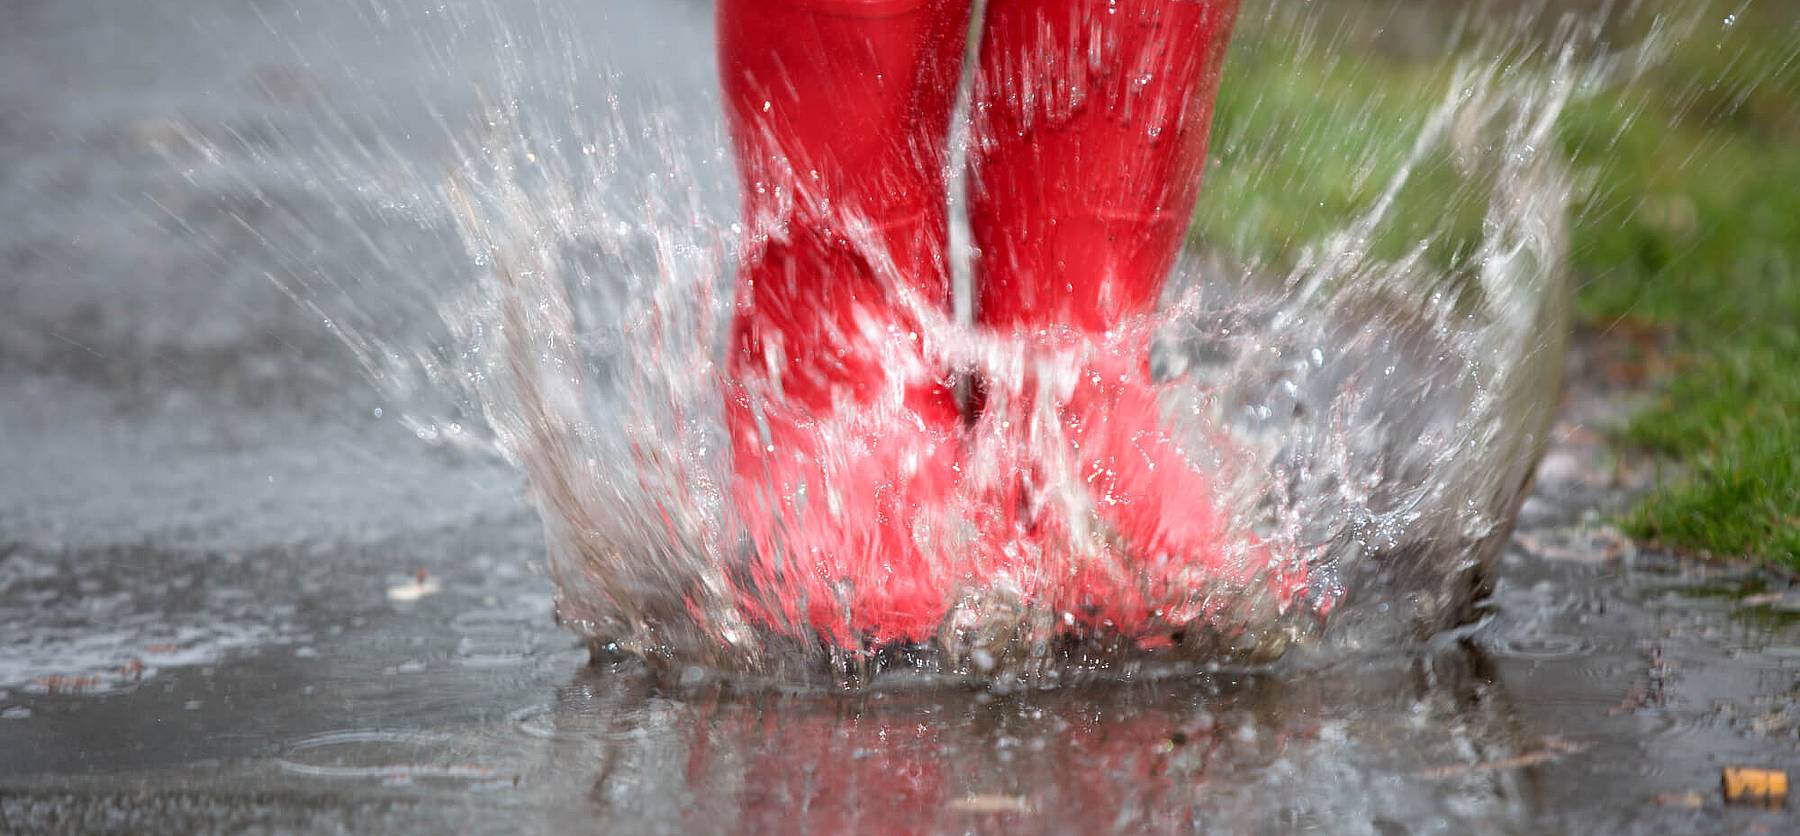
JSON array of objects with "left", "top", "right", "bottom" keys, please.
[{"left": 3, "top": 1, "right": 1798, "bottom": 832}]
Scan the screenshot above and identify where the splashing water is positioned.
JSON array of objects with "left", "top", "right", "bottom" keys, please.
[{"left": 217, "top": 2, "right": 1699, "bottom": 685}]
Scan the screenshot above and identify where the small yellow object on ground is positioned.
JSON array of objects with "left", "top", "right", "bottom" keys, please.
[{"left": 1721, "top": 767, "right": 1788, "bottom": 805}]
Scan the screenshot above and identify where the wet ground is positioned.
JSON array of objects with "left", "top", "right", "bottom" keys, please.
[{"left": 3, "top": 0, "right": 1798, "bottom": 832}]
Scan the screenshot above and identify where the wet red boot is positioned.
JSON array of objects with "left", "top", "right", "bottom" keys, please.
[
  {"left": 967, "top": 0, "right": 1298, "bottom": 638},
  {"left": 717, "top": 0, "right": 974, "bottom": 649}
]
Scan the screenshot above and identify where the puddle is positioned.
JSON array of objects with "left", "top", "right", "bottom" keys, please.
[
  {"left": 279, "top": 730, "right": 508, "bottom": 787},
  {"left": 0, "top": 547, "right": 304, "bottom": 696},
  {"left": 1, "top": 0, "right": 1796, "bottom": 832}
]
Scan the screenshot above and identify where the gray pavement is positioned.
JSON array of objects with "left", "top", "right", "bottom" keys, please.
[{"left": 2, "top": 1, "right": 1797, "bottom": 832}]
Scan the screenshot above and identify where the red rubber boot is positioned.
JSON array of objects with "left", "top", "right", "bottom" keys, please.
[
  {"left": 967, "top": 0, "right": 1298, "bottom": 638},
  {"left": 717, "top": 0, "right": 973, "bottom": 649}
]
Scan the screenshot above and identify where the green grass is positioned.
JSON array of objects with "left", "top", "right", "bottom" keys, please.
[
  {"left": 1201, "top": 1, "right": 1800, "bottom": 570},
  {"left": 1197, "top": 9, "right": 1479, "bottom": 273},
  {"left": 1621, "top": 331, "right": 1800, "bottom": 565}
]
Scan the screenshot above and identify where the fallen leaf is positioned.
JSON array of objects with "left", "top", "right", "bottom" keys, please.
[{"left": 950, "top": 794, "right": 1032, "bottom": 814}]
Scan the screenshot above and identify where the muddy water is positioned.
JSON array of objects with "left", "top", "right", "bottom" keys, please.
[{"left": 1, "top": 0, "right": 1796, "bottom": 832}]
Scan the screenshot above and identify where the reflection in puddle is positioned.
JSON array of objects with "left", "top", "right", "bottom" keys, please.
[
  {"left": 517, "top": 646, "right": 1544, "bottom": 833},
  {"left": 5, "top": 528, "right": 1797, "bottom": 832}
]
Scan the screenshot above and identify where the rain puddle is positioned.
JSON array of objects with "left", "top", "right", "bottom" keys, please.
[{"left": 1, "top": 0, "right": 1795, "bottom": 832}]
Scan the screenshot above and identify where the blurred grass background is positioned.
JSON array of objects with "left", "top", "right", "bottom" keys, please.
[{"left": 1197, "top": 0, "right": 1800, "bottom": 568}]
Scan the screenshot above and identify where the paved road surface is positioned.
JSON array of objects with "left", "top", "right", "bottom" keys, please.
[{"left": 2, "top": 1, "right": 1796, "bottom": 832}]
